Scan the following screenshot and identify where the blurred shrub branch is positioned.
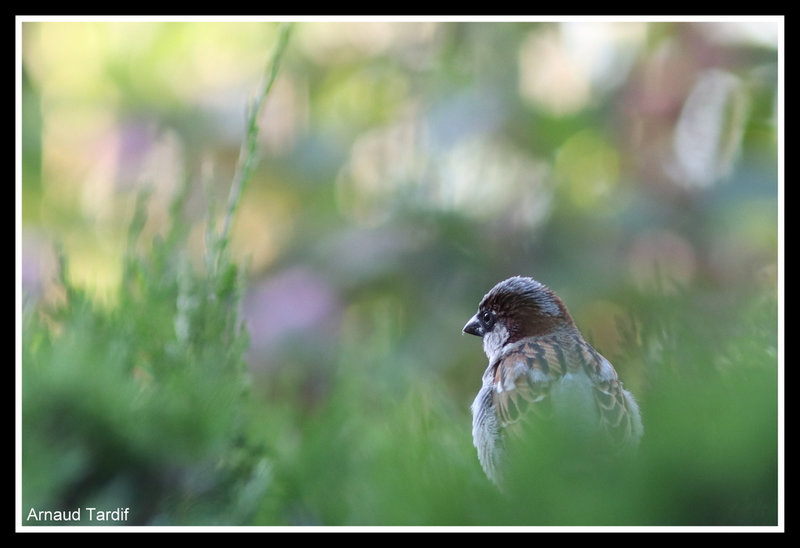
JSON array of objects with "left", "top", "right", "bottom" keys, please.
[
  {"left": 217, "top": 22, "right": 293, "bottom": 269},
  {"left": 22, "top": 24, "right": 294, "bottom": 526}
]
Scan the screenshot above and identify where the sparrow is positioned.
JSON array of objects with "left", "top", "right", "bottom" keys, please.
[{"left": 463, "top": 276, "right": 643, "bottom": 487}]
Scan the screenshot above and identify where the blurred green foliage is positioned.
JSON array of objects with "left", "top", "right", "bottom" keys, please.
[
  {"left": 22, "top": 184, "right": 261, "bottom": 525},
  {"left": 20, "top": 19, "right": 779, "bottom": 527}
]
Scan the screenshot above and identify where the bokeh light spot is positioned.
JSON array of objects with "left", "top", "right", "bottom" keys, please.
[{"left": 554, "top": 129, "right": 621, "bottom": 213}]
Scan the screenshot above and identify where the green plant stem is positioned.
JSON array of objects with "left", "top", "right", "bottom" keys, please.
[{"left": 216, "top": 22, "right": 293, "bottom": 264}]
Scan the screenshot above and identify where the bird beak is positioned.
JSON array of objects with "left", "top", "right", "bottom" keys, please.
[{"left": 463, "top": 314, "right": 484, "bottom": 337}]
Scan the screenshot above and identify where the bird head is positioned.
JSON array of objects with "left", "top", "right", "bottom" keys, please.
[{"left": 463, "top": 276, "right": 574, "bottom": 359}]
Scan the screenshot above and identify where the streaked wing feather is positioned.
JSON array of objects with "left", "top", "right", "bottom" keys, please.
[
  {"left": 493, "top": 334, "right": 643, "bottom": 447},
  {"left": 593, "top": 378, "right": 644, "bottom": 446},
  {"left": 492, "top": 339, "right": 565, "bottom": 430},
  {"left": 582, "top": 343, "right": 644, "bottom": 446}
]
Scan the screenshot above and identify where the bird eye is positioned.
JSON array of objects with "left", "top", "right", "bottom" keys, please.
[{"left": 480, "top": 310, "right": 495, "bottom": 329}]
